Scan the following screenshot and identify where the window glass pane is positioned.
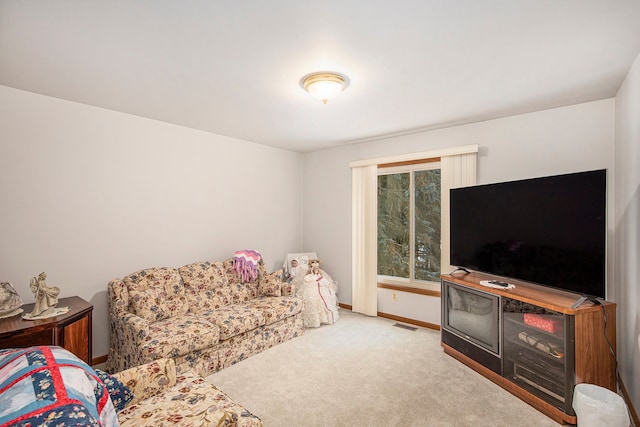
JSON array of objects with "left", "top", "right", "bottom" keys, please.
[
  {"left": 414, "top": 169, "right": 441, "bottom": 281},
  {"left": 378, "top": 173, "right": 410, "bottom": 278}
]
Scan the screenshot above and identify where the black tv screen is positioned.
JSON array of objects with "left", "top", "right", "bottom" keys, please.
[{"left": 450, "top": 169, "right": 606, "bottom": 298}]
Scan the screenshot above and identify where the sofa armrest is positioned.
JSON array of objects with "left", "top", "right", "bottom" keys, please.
[
  {"left": 111, "top": 358, "right": 177, "bottom": 406},
  {"left": 107, "top": 279, "right": 150, "bottom": 372},
  {"left": 108, "top": 278, "right": 150, "bottom": 343},
  {"left": 120, "top": 312, "right": 150, "bottom": 341},
  {"left": 108, "top": 278, "right": 130, "bottom": 314},
  {"left": 105, "top": 311, "right": 151, "bottom": 373}
]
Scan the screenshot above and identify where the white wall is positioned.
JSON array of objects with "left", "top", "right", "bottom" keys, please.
[
  {"left": 304, "top": 99, "right": 615, "bottom": 316},
  {"left": 0, "top": 85, "right": 304, "bottom": 359},
  {"left": 377, "top": 288, "right": 441, "bottom": 326},
  {"left": 614, "top": 52, "right": 640, "bottom": 413}
]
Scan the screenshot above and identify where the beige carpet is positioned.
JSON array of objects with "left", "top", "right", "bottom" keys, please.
[{"left": 207, "top": 310, "right": 560, "bottom": 427}]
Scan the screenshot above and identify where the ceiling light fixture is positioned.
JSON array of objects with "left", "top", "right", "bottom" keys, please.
[{"left": 301, "top": 71, "right": 349, "bottom": 104}]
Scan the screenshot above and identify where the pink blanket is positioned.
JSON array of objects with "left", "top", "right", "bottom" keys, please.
[{"left": 232, "top": 250, "right": 262, "bottom": 282}]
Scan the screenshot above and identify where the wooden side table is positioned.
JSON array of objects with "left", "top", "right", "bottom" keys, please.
[{"left": 0, "top": 296, "right": 93, "bottom": 364}]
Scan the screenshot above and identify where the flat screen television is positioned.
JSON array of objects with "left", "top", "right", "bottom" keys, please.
[{"left": 450, "top": 169, "right": 606, "bottom": 299}]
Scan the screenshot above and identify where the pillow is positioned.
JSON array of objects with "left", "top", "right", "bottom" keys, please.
[
  {"left": 259, "top": 269, "right": 283, "bottom": 297},
  {"left": 95, "top": 368, "right": 134, "bottom": 412},
  {"left": 124, "top": 268, "right": 189, "bottom": 322},
  {"left": 179, "top": 261, "right": 233, "bottom": 312},
  {"left": 0, "top": 346, "right": 118, "bottom": 426}
]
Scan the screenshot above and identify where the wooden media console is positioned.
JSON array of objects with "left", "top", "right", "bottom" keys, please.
[{"left": 441, "top": 271, "right": 616, "bottom": 425}]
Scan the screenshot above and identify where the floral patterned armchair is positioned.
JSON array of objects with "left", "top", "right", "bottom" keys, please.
[{"left": 113, "top": 358, "right": 262, "bottom": 427}]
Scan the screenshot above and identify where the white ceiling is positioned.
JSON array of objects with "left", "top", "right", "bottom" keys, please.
[{"left": 2, "top": 1, "right": 640, "bottom": 153}]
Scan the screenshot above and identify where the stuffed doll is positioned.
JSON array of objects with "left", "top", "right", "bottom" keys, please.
[{"left": 297, "top": 259, "right": 339, "bottom": 328}]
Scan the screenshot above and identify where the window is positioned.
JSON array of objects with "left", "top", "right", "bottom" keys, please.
[
  {"left": 377, "top": 162, "right": 441, "bottom": 285},
  {"left": 350, "top": 145, "right": 477, "bottom": 315}
]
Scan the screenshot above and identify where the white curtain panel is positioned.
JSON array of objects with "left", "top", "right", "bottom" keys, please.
[
  {"left": 351, "top": 164, "right": 378, "bottom": 316},
  {"left": 440, "top": 152, "right": 477, "bottom": 274}
]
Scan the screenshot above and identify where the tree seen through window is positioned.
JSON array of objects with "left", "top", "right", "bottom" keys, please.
[{"left": 378, "top": 168, "right": 441, "bottom": 283}]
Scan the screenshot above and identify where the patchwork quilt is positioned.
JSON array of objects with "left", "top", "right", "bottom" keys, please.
[{"left": 0, "top": 346, "right": 118, "bottom": 427}]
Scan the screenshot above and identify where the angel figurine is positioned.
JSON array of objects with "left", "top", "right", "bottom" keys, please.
[
  {"left": 26, "top": 272, "right": 61, "bottom": 318},
  {"left": 0, "top": 281, "right": 23, "bottom": 319}
]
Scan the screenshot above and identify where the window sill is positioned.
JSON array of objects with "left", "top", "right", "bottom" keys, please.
[{"left": 377, "top": 280, "right": 441, "bottom": 297}]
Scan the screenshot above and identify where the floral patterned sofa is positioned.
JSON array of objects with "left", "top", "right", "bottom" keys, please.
[
  {"left": 106, "top": 258, "right": 304, "bottom": 377},
  {"left": 114, "top": 357, "right": 262, "bottom": 427}
]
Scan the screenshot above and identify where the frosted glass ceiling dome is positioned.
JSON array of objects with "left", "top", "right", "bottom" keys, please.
[{"left": 301, "top": 72, "right": 349, "bottom": 104}]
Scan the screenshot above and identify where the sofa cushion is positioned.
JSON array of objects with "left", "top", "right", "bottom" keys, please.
[
  {"left": 223, "top": 259, "right": 259, "bottom": 303},
  {"left": 200, "top": 305, "right": 266, "bottom": 340},
  {"left": 116, "top": 370, "right": 262, "bottom": 427},
  {"left": 245, "top": 296, "right": 303, "bottom": 325},
  {"left": 124, "top": 267, "right": 189, "bottom": 322},
  {"left": 258, "top": 269, "right": 283, "bottom": 297},
  {"left": 179, "top": 261, "right": 233, "bottom": 312},
  {"left": 140, "top": 314, "right": 220, "bottom": 360}
]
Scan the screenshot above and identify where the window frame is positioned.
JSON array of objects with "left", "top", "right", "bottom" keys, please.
[
  {"left": 350, "top": 144, "right": 477, "bottom": 314},
  {"left": 377, "top": 159, "right": 441, "bottom": 291}
]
